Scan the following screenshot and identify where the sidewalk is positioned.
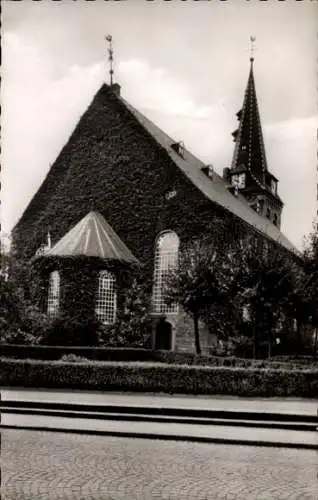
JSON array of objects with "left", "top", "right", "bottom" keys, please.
[
  {"left": 2, "top": 387, "right": 317, "bottom": 449},
  {"left": 2, "top": 387, "right": 317, "bottom": 415},
  {"left": 2, "top": 412, "right": 317, "bottom": 449}
]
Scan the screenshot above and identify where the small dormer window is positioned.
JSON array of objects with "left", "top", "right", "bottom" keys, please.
[
  {"left": 207, "top": 165, "right": 214, "bottom": 178},
  {"left": 202, "top": 165, "right": 214, "bottom": 180},
  {"left": 171, "top": 141, "right": 185, "bottom": 158},
  {"left": 266, "top": 208, "right": 271, "bottom": 220},
  {"left": 251, "top": 201, "right": 261, "bottom": 214}
]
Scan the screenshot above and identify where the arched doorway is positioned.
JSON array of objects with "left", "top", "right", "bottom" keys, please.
[{"left": 155, "top": 318, "right": 172, "bottom": 350}]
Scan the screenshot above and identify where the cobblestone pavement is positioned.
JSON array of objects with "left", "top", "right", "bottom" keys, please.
[{"left": 1, "top": 429, "right": 317, "bottom": 500}]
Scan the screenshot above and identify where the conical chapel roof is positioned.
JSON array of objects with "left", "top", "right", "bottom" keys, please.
[{"left": 46, "top": 211, "right": 139, "bottom": 264}]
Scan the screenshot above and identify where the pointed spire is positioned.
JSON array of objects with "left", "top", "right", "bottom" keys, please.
[{"left": 230, "top": 38, "right": 268, "bottom": 187}]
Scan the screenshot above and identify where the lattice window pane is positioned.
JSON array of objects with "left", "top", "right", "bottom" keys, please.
[
  {"left": 152, "top": 231, "right": 179, "bottom": 314},
  {"left": 47, "top": 271, "right": 60, "bottom": 318},
  {"left": 95, "top": 271, "right": 117, "bottom": 324}
]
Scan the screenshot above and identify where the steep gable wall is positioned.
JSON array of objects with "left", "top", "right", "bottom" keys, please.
[
  {"left": 13, "top": 82, "right": 293, "bottom": 282},
  {"left": 14, "top": 85, "right": 231, "bottom": 278},
  {"left": 12, "top": 106, "right": 96, "bottom": 251}
]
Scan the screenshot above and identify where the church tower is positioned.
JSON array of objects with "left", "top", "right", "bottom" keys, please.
[{"left": 224, "top": 45, "right": 284, "bottom": 228}]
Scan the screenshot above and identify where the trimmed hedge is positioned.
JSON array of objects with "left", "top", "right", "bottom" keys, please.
[
  {"left": 1, "top": 344, "right": 317, "bottom": 370},
  {"left": 0, "top": 344, "right": 155, "bottom": 362},
  {"left": 1, "top": 358, "right": 318, "bottom": 398}
]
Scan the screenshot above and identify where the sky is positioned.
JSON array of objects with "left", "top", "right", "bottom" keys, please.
[{"left": 1, "top": 0, "right": 317, "bottom": 251}]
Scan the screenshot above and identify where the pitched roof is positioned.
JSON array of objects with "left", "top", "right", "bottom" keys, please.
[
  {"left": 15, "top": 80, "right": 297, "bottom": 258},
  {"left": 119, "top": 95, "right": 296, "bottom": 253},
  {"left": 45, "top": 211, "right": 139, "bottom": 264}
]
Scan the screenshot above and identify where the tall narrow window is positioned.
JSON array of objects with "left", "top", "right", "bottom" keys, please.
[
  {"left": 273, "top": 213, "right": 278, "bottom": 226},
  {"left": 95, "top": 271, "right": 117, "bottom": 324},
  {"left": 152, "top": 231, "right": 179, "bottom": 313},
  {"left": 47, "top": 271, "right": 60, "bottom": 318}
]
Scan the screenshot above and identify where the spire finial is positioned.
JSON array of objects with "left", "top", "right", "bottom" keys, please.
[
  {"left": 105, "top": 35, "right": 114, "bottom": 85},
  {"left": 250, "top": 36, "right": 256, "bottom": 63}
]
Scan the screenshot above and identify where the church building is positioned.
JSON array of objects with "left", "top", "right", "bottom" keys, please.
[{"left": 12, "top": 47, "right": 296, "bottom": 353}]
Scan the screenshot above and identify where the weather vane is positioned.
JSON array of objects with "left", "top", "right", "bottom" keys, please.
[
  {"left": 250, "top": 36, "right": 256, "bottom": 62},
  {"left": 105, "top": 35, "right": 114, "bottom": 85}
]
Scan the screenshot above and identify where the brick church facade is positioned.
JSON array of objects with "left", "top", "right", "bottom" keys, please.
[{"left": 12, "top": 56, "right": 296, "bottom": 353}]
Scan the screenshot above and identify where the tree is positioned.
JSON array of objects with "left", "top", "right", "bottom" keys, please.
[
  {"left": 0, "top": 242, "right": 49, "bottom": 344},
  {"left": 164, "top": 232, "right": 304, "bottom": 359},
  {"left": 164, "top": 239, "right": 233, "bottom": 355},
  {"left": 105, "top": 276, "right": 152, "bottom": 347},
  {"left": 301, "top": 221, "right": 318, "bottom": 354},
  {"left": 229, "top": 238, "right": 301, "bottom": 358}
]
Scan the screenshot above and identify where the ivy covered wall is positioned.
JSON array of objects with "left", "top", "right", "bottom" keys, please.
[{"left": 13, "top": 84, "right": 253, "bottom": 279}]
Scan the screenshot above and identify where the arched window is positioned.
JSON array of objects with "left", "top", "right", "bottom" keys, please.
[
  {"left": 152, "top": 231, "right": 179, "bottom": 313},
  {"left": 47, "top": 271, "right": 60, "bottom": 318},
  {"left": 95, "top": 271, "right": 117, "bottom": 324}
]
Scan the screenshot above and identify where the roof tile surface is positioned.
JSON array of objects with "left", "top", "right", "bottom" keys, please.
[
  {"left": 47, "top": 211, "right": 139, "bottom": 263},
  {"left": 121, "top": 97, "right": 296, "bottom": 253}
]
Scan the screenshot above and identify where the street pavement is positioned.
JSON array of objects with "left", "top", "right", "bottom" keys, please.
[{"left": 1, "top": 429, "right": 317, "bottom": 500}]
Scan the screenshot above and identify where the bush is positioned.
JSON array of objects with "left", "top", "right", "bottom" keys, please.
[
  {"left": 0, "top": 256, "right": 50, "bottom": 345},
  {"left": 59, "top": 353, "right": 90, "bottom": 363},
  {"left": 0, "top": 288, "right": 50, "bottom": 346},
  {"left": 1, "top": 343, "right": 317, "bottom": 370},
  {"left": 40, "top": 315, "right": 101, "bottom": 347},
  {"left": 1, "top": 358, "right": 317, "bottom": 398},
  {"left": 102, "top": 278, "right": 152, "bottom": 348},
  {"left": 0, "top": 344, "right": 158, "bottom": 362}
]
